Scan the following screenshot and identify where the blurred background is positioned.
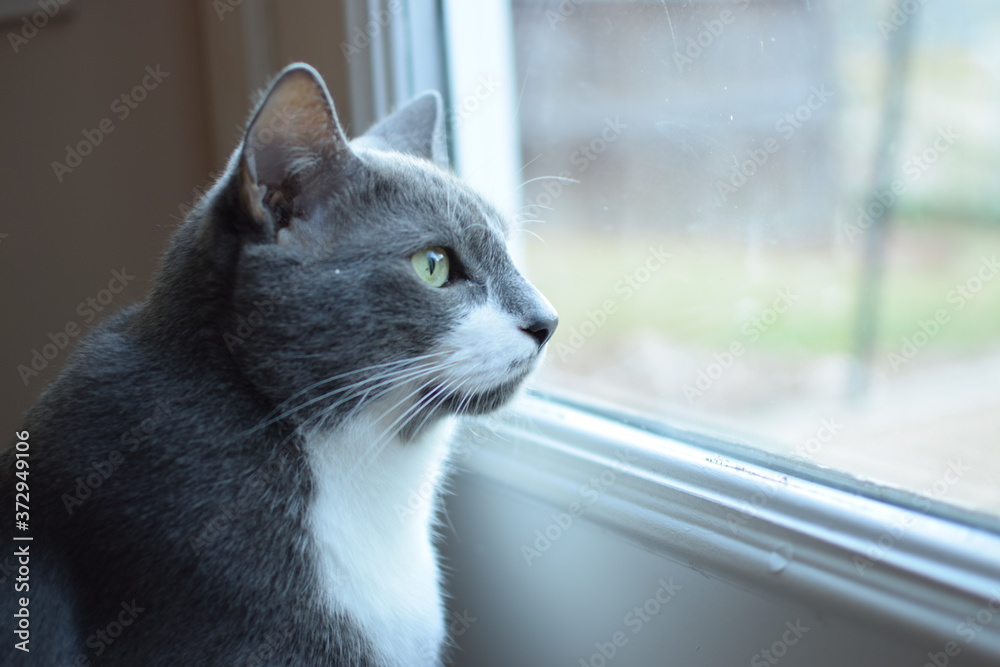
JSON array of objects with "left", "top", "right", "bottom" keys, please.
[{"left": 512, "top": 0, "right": 1000, "bottom": 521}]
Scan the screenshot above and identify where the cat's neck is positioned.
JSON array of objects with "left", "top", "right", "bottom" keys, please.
[
  {"left": 134, "top": 189, "right": 246, "bottom": 349},
  {"left": 305, "top": 414, "right": 456, "bottom": 667}
]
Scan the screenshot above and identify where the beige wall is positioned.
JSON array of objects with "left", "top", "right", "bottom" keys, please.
[{"left": 0, "top": 0, "right": 351, "bottom": 439}]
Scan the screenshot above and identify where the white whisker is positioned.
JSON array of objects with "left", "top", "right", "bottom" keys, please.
[
  {"left": 516, "top": 174, "right": 579, "bottom": 190},
  {"left": 244, "top": 354, "right": 449, "bottom": 437}
]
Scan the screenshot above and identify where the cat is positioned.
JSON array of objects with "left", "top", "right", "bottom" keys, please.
[{"left": 1, "top": 63, "right": 556, "bottom": 666}]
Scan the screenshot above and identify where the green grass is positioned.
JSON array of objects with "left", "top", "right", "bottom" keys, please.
[{"left": 523, "top": 223, "right": 1000, "bottom": 360}]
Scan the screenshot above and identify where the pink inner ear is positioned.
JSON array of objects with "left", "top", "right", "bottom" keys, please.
[
  {"left": 236, "top": 65, "right": 361, "bottom": 241},
  {"left": 239, "top": 162, "right": 268, "bottom": 223},
  {"left": 253, "top": 74, "right": 337, "bottom": 150},
  {"left": 243, "top": 67, "right": 352, "bottom": 189}
]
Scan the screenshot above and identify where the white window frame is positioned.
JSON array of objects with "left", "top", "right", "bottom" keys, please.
[
  {"left": 343, "top": 0, "right": 1000, "bottom": 662},
  {"left": 343, "top": 0, "right": 523, "bottom": 218},
  {"left": 468, "top": 392, "right": 1000, "bottom": 661}
]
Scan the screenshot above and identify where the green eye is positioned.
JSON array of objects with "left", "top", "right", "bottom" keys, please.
[{"left": 411, "top": 247, "right": 451, "bottom": 287}]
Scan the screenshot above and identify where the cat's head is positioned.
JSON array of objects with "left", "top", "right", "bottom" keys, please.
[{"left": 207, "top": 64, "right": 556, "bottom": 435}]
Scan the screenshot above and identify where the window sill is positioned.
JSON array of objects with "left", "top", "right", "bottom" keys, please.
[{"left": 459, "top": 392, "right": 1000, "bottom": 662}]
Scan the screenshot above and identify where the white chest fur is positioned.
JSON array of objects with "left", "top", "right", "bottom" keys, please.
[{"left": 304, "top": 416, "right": 456, "bottom": 667}]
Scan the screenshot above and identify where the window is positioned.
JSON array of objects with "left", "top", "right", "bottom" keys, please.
[{"left": 491, "top": 0, "right": 1000, "bottom": 524}]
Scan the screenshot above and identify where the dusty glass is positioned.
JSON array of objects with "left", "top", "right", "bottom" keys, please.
[{"left": 511, "top": 0, "right": 1000, "bottom": 519}]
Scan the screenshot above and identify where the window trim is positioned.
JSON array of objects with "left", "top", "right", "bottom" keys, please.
[
  {"left": 342, "top": 0, "right": 449, "bottom": 133},
  {"left": 440, "top": 0, "right": 523, "bottom": 218},
  {"left": 459, "top": 392, "right": 1000, "bottom": 662},
  {"left": 557, "top": 386, "right": 1000, "bottom": 536},
  {"left": 343, "top": 0, "right": 525, "bottom": 221}
]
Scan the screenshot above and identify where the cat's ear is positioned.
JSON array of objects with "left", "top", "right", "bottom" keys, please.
[
  {"left": 352, "top": 91, "right": 449, "bottom": 168},
  {"left": 238, "top": 64, "right": 355, "bottom": 235}
]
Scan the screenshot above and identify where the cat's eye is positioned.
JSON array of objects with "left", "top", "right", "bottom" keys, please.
[{"left": 411, "top": 247, "right": 451, "bottom": 288}]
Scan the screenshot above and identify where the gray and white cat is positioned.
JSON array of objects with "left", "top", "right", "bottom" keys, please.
[{"left": 1, "top": 64, "right": 556, "bottom": 666}]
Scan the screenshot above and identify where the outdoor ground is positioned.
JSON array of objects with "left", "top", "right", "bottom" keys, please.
[{"left": 524, "top": 222, "right": 1000, "bottom": 517}]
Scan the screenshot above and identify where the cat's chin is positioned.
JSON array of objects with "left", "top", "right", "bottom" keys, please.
[{"left": 441, "top": 373, "right": 532, "bottom": 417}]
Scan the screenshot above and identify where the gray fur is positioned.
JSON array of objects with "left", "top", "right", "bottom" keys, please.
[
  {"left": 1, "top": 63, "right": 555, "bottom": 666},
  {"left": 352, "top": 92, "right": 450, "bottom": 168}
]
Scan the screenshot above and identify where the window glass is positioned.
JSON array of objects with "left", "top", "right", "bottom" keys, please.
[{"left": 510, "top": 0, "right": 1000, "bottom": 518}]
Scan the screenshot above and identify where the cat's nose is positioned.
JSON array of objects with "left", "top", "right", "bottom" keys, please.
[{"left": 521, "top": 312, "right": 558, "bottom": 348}]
